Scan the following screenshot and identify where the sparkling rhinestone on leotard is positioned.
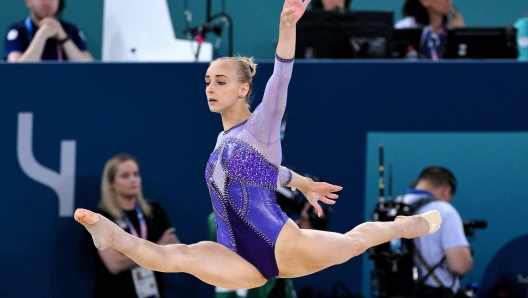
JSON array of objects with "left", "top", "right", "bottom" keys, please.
[{"left": 205, "top": 56, "right": 293, "bottom": 280}]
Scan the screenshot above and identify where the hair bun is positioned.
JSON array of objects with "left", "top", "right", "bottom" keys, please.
[{"left": 242, "top": 57, "right": 257, "bottom": 77}]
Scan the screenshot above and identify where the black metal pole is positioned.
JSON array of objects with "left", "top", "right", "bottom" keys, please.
[
  {"left": 207, "top": 0, "right": 212, "bottom": 22},
  {"left": 379, "top": 145, "right": 385, "bottom": 204}
]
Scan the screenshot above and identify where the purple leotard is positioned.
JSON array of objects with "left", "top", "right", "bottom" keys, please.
[{"left": 205, "top": 55, "right": 294, "bottom": 280}]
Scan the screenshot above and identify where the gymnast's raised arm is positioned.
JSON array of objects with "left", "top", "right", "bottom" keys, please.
[
  {"left": 276, "top": 1, "right": 301, "bottom": 60},
  {"left": 245, "top": 0, "right": 309, "bottom": 147}
]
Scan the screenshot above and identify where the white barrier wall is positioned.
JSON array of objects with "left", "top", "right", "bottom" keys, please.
[{"left": 102, "top": 0, "right": 212, "bottom": 62}]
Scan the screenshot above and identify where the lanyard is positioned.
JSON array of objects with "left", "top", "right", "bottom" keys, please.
[
  {"left": 57, "top": 44, "right": 63, "bottom": 61},
  {"left": 25, "top": 16, "right": 64, "bottom": 61},
  {"left": 422, "top": 26, "right": 446, "bottom": 61},
  {"left": 123, "top": 204, "right": 148, "bottom": 239},
  {"left": 25, "top": 17, "right": 34, "bottom": 40},
  {"left": 405, "top": 189, "right": 434, "bottom": 197},
  {"left": 423, "top": 29, "right": 439, "bottom": 61}
]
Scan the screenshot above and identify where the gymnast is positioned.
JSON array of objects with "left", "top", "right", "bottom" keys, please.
[{"left": 75, "top": 0, "right": 441, "bottom": 290}]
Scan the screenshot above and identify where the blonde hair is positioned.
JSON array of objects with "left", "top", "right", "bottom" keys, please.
[
  {"left": 97, "top": 153, "right": 152, "bottom": 220},
  {"left": 214, "top": 56, "right": 257, "bottom": 107}
]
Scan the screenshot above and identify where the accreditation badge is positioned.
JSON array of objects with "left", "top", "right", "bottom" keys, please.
[{"left": 131, "top": 266, "right": 160, "bottom": 298}]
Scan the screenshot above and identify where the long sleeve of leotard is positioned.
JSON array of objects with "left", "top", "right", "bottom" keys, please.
[
  {"left": 245, "top": 56, "right": 293, "bottom": 148},
  {"left": 278, "top": 165, "right": 292, "bottom": 186}
]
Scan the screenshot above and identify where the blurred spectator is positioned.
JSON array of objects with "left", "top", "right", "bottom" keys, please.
[
  {"left": 91, "top": 153, "right": 179, "bottom": 298},
  {"left": 3, "top": 0, "right": 93, "bottom": 62},
  {"left": 395, "top": 0, "right": 465, "bottom": 59}
]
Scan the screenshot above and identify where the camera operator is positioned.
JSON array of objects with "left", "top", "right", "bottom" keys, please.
[{"left": 399, "top": 166, "right": 473, "bottom": 298}]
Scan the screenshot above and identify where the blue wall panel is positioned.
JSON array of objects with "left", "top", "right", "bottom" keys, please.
[{"left": 1, "top": 61, "right": 527, "bottom": 297}]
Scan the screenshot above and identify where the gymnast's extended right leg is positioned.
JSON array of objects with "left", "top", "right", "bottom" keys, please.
[{"left": 74, "top": 208, "right": 267, "bottom": 289}]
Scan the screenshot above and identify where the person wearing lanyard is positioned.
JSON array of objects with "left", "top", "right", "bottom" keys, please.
[
  {"left": 394, "top": 0, "right": 465, "bottom": 60},
  {"left": 91, "top": 154, "right": 179, "bottom": 298},
  {"left": 3, "top": 0, "right": 93, "bottom": 62}
]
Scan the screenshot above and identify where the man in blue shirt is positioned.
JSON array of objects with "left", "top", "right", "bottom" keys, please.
[
  {"left": 3, "top": 0, "right": 93, "bottom": 62},
  {"left": 402, "top": 166, "right": 473, "bottom": 297}
]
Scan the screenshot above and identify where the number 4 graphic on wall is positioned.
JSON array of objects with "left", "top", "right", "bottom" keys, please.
[{"left": 17, "top": 112, "right": 76, "bottom": 217}]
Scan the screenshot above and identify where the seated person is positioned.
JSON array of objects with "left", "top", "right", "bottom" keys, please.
[
  {"left": 3, "top": 0, "right": 93, "bottom": 62},
  {"left": 395, "top": 0, "right": 465, "bottom": 59}
]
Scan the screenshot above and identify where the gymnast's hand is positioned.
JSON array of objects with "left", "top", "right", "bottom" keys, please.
[
  {"left": 281, "top": 0, "right": 311, "bottom": 26},
  {"left": 303, "top": 180, "right": 342, "bottom": 217}
]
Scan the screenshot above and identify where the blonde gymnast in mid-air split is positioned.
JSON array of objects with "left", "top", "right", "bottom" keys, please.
[{"left": 75, "top": 0, "right": 441, "bottom": 290}]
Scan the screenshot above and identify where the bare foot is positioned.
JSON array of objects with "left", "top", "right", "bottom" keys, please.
[
  {"left": 74, "top": 208, "right": 117, "bottom": 250},
  {"left": 420, "top": 210, "right": 441, "bottom": 234},
  {"left": 74, "top": 208, "right": 100, "bottom": 225},
  {"left": 395, "top": 210, "right": 442, "bottom": 237}
]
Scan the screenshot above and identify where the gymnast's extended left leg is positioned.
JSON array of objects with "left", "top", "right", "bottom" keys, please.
[{"left": 274, "top": 210, "right": 440, "bottom": 278}]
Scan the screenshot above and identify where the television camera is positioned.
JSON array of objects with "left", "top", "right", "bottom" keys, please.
[{"left": 463, "top": 220, "right": 487, "bottom": 238}]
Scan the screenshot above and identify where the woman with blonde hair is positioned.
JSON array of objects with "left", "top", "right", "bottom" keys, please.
[
  {"left": 91, "top": 153, "right": 179, "bottom": 298},
  {"left": 76, "top": 0, "right": 441, "bottom": 290}
]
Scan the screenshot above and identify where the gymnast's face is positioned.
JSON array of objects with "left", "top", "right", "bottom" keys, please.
[
  {"left": 112, "top": 160, "right": 141, "bottom": 199},
  {"left": 205, "top": 60, "right": 247, "bottom": 114}
]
